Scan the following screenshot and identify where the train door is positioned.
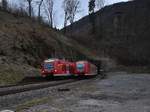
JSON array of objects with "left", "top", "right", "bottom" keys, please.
[{"left": 66, "top": 64, "right": 70, "bottom": 75}]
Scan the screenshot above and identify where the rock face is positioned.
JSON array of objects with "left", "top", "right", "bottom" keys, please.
[{"left": 65, "top": 0, "right": 150, "bottom": 65}]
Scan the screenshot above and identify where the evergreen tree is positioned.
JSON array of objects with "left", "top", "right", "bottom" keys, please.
[
  {"left": 89, "top": 0, "right": 95, "bottom": 14},
  {"left": 88, "top": 0, "right": 96, "bottom": 33}
]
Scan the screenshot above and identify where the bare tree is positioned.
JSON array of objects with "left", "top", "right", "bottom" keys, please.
[
  {"left": 62, "top": 0, "right": 80, "bottom": 31},
  {"left": 37, "top": 0, "right": 44, "bottom": 21},
  {"left": 43, "top": 0, "right": 54, "bottom": 27},
  {"left": 96, "top": 0, "right": 105, "bottom": 10},
  {"left": 1, "top": 0, "right": 8, "bottom": 10},
  {"left": 62, "top": 0, "right": 69, "bottom": 29},
  {"left": 26, "top": 0, "right": 33, "bottom": 17},
  {"left": 68, "top": 0, "right": 80, "bottom": 25}
]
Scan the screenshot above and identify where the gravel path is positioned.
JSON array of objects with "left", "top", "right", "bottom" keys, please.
[
  {"left": 1, "top": 72, "right": 150, "bottom": 112},
  {"left": 0, "top": 78, "right": 92, "bottom": 110}
]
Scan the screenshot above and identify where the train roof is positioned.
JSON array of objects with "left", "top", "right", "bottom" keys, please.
[
  {"left": 44, "top": 58, "right": 59, "bottom": 62},
  {"left": 44, "top": 58, "right": 69, "bottom": 63},
  {"left": 76, "top": 61, "right": 88, "bottom": 63}
]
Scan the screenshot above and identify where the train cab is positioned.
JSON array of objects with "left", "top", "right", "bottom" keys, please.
[
  {"left": 75, "top": 61, "right": 97, "bottom": 76},
  {"left": 41, "top": 59, "right": 75, "bottom": 77}
]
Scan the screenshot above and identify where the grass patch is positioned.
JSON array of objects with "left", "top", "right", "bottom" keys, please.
[
  {"left": 15, "top": 97, "right": 50, "bottom": 112},
  {"left": 0, "top": 65, "right": 24, "bottom": 86}
]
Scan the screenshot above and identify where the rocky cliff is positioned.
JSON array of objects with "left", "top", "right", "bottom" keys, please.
[{"left": 64, "top": 0, "right": 150, "bottom": 66}]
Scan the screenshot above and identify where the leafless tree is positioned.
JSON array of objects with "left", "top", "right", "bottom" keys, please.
[
  {"left": 37, "top": 0, "right": 44, "bottom": 21},
  {"left": 1, "top": 0, "right": 8, "bottom": 10},
  {"left": 68, "top": 0, "right": 80, "bottom": 25},
  {"left": 43, "top": 0, "right": 54, "bottom": 27},
  {"left": 26, "top": 0, "right": 33, "bottom": 17},
  {"left": 96, "top": 0, "right": 105, "bottom": 10},
  {"left": 63, "top": 0, "right": 80, "bottom": 30},
  {"left": 62, "top": 0, "right": 69, "bottom": 28}
]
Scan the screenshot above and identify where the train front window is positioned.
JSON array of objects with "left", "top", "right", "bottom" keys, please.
[
  {"left": 77, "top": 63, "right": 84, "bottom": 71},
  {"left": 44, "top": 63, "right": 54, "bottom": 70}
]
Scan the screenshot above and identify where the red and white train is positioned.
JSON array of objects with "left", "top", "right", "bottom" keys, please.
[
  {"left": 41, "top": 59, "right": 97, "bottom": 78},
  {"left": 41, "top": 59, "right": 75, "bottom": 77},
  {"left": 74, "top": 61, "right": 97, "bottom": 76}
]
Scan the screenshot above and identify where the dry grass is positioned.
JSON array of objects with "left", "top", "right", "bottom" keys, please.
[
  {"left": 0, "top": 65, "right": 24, "bottom": 85},
  {"left": 15, "top": 97, "right": 50, "bottom": 112}
]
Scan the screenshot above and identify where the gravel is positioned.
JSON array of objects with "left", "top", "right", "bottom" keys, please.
[
  {"left": 1, "top": 72, "right": 150, "bottom": 112},
  {"left": 0, "top": 79, "right": 91, "bottom": 110}
]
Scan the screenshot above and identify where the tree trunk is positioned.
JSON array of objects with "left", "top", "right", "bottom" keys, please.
[
  {"left": 38, "top": 0, "right": 44, "bottom": 21},
  {"left": 29, "top": 1, "right": 32, "bottom": 17},
  {"left": 50, "top": 11, "right": 53, "bottom": 28},
  {"left": 64, "top": 12, "right": 68, "bottom": 33}
]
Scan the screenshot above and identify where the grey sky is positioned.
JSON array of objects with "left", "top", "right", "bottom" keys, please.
[
  {"left": 7, "top": 0, "right": 129, "bottom": 29},
  {"left": 54, "top": 0, "right": 129, "bottom": 28}
]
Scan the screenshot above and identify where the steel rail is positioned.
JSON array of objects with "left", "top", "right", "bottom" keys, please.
[{"left": 0, "top": 79, "right": 78, "bottom": 96}]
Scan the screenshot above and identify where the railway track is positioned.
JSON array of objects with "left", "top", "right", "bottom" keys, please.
[
  {"left": 0, "top": 76, "right": 72, "bottom": 88},
  {"left": 0, "top": 79, "right": 79, "bottom": 97}
]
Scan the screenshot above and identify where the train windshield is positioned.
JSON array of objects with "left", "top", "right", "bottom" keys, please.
[
  {"left": 44, "top": 63, "right": 54, "bottom": 70},
  {"left": 77, "top": 63, "right": 84, "bottom": 71}
]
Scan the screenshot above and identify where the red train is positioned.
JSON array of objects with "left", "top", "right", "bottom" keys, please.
[
  {"left": 41, "top": 59, "right": 75, "bottom": 77},
  {"left": 41, "top": 59, "right": 97, "bottom": 78},
  {"left": 74, "top": 61, "right": 97, "bottom": 76}
]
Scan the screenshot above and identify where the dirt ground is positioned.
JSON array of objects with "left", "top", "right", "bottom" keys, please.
[{"left": 14, "top": 72, "right": 150, "bottom": 112}]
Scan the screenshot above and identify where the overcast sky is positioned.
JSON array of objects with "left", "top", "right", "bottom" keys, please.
[
  {"left": 52, "top": 0, "right": 129, "bottom": 28},
  {"left": 7, "top": 0, "right": 129, "bottom": 29}
]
